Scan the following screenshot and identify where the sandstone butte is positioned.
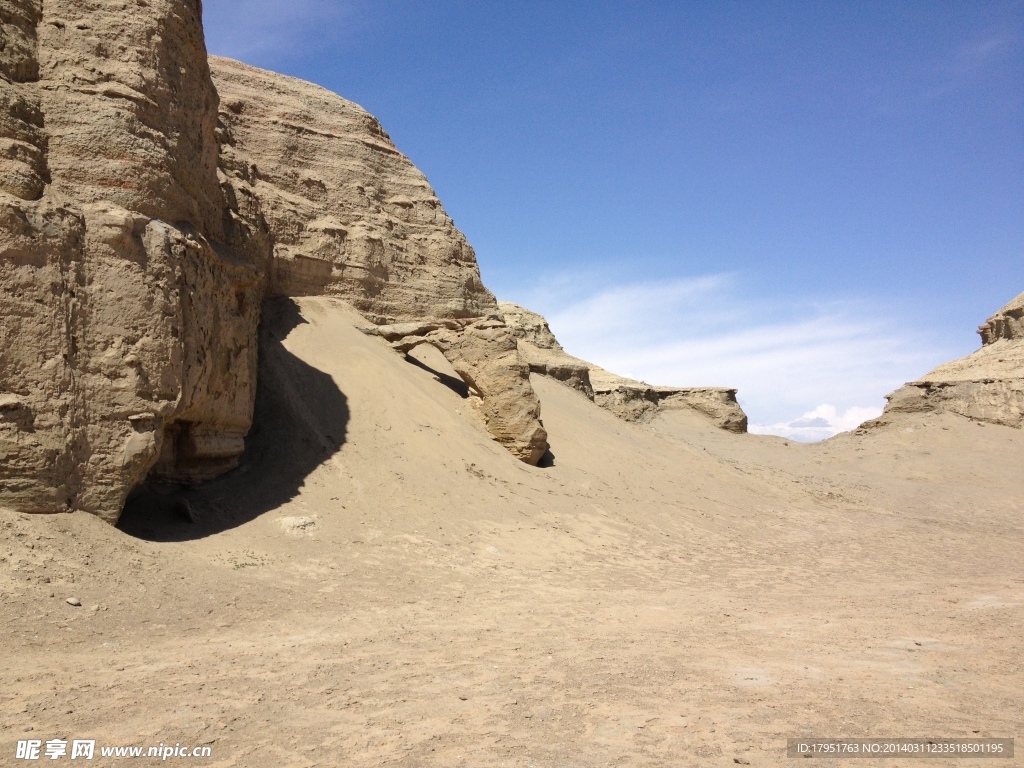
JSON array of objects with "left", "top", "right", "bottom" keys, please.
[
  {"left": 870, "top": 290, "right": 1024, "bottom": 429},
  {"left": 0, "top": 0, "right": 1021, "bottom": 526}
]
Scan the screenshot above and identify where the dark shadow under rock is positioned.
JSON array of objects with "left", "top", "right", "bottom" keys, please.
[{"left": 117, "top": 297, "right": 349, "bottom": 541}]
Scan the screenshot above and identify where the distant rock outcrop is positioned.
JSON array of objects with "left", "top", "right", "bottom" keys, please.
[
  {"left": 0, "top": 3, "right": 548, "bottom": 523},
  {"left": 977, "top": 291, "right": 1024, "bottom": 345},
  {"left": 877, "top": 291, "right": 1024, "bottom": 429},
  {"left": 498, "top": 302, "right": 748, "bottom": 433}
]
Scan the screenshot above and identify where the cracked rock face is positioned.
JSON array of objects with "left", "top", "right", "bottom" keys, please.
[
  {"left": 876, "top": 291, "right": 1024, "bottom": 429},
  {"left": 2, "top": 5, "right": 550, "bottom": 522},
  {"left": 1, "top": 0, "right": 268, "bottom": 521}
]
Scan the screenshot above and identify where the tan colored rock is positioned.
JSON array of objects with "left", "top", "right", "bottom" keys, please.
[
  {"left": 0, "top": 197, "right": 84, "bottom": 513},
  {"left": 36, "top": 0, "right": 225, "bottom": 233},
  {"left": 365, "top": 317, "right": 548, "bottom": 464},
  {"left": 590, "top": 369, "right": 747, "bottom": 433},
  {"left": 209, "top": 56, "right": 497, "bottom": 324},
  {"left": 441, "top": 319, "right": 548, "bottom": 465},
  {"left": 1, "top": 1, "right": 557, "bottom": 520},
  {"left": 655, "top": 387, "right": 748, "bottom": 434},
  {"left": 875, "top": 291, "right": 1024, "bottom": 429},
  {"left": 498, "top": 302, "right": 564, "bottom": 351},
  {"left": 498, "top": 302, "right": 748, "bottom": 433},
  {"left": 1, "top": 0, "right": 268, "bottom": 521},
  {"left": 977, "top": 290, "right": 1023, "bottom": 345},
  {"left": 497, "top": 302, "right": 594, "bottom": 397},
  {"left": 211, "top": 57, "right": 548, "bottom": 465},
  {"left": 0, "top": 0, "right": 47, "bottom": 201}
]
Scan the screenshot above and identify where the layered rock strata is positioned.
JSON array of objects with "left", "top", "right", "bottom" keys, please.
[
  {"left": 1, "top": 6, "right": 549, "bottom": 523},
  {"left": 209, "top": 57, "right": 497, "bottom": 322},
  {"left": 498, "top": 302, "right": 748, "bottom": 433},
  {"left": 209, "top": 57, "right": 547, "bottom": 465},
  {"left": 1, "top": 0, "right": 265, "bottom": 521},
  {"left": 878, "top": 291, "right": 1024, "bottom": 428}
]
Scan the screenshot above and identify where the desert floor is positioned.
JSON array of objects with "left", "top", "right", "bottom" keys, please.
[{"left": 3, "top": 297, "right": 1022, "bottom": 767}]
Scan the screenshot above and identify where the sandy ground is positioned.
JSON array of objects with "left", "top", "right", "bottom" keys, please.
[{"left": 2, "top": 296, "right": 1022, "bottom": 767}]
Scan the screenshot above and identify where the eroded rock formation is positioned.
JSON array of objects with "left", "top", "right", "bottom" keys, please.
[
  {"left": 0, "top": 0, "right": 266, "bottom": 521},
  {"left": 364, "top": 317, "right": 547, "bottom": 464},
  {"left": 1, "top": 4, "right": 548, "bottom": 522},
  {"left": 977, "top": 291, "right": 1023, "bottom": 345},
  {"left": 209, "top": 57, "right": 498, "bottom": 322},
  {"left": 498, "top": 302, "right": 748, "bottom": 433},
  {"left": 209, "top": 57, "right": 547, "bottom": 465},
  {"left": 876, "top": 291, "right": 1024, "bottom": 429},
  {"left": 496, "top": 302, "right": 595, "bottom": 398}
]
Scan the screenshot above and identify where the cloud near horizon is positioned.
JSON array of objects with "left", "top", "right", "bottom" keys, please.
[
  {"left": 506, "top": 274, "right": 958, "bottom": 441},
  {"left": 748, "top": 403, "right": 884, "bottom": 442}
]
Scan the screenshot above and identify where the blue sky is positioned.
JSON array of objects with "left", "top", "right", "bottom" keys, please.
[{"left": 203, "top": 1, "right": 1023, "bottom": 439}]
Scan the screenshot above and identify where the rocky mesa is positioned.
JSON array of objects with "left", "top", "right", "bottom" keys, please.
[
  {"left": 875, "top": 291, "right": 1024, "bottom": 429},
  {"left": 499, "top": 302, "right": 748, "bottom": 433}
]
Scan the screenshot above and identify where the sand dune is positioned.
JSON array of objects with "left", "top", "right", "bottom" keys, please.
[
  {"left": 3, "top": 3, "right": 1020, "bottom": 763},
  {"left": 3, "top": 297, "right": 1021, "bottom": 766}
]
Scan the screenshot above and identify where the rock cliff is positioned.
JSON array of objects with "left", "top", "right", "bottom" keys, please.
[
  {"left": 208, "top": 57, "right": 547, "bottom": 465},
  {"left": 498, "top": 302, "right": 748, "bottom": 433},
  {"left": 209, "top": 56, "right": 496, "bottom": 324},
  {"left": 0, "top": 2, "right": 547, "bottom": 522},
  {"left": 0, "top": 0, "right": 267, "bottom": 522},
  {"left": 875, "top": 291, "right": 1024, "bottom": 429}
]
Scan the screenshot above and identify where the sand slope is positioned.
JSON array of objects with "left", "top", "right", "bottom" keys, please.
[{"left": 3, "top": 297, "right": 1022, "bottom": 766}]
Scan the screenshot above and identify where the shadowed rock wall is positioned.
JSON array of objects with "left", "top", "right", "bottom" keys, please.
[{"left": 0, "top": 0, "right": 268, "bottom": 521}]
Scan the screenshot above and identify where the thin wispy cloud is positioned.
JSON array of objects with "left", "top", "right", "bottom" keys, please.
[
  {"left": 922, "top": 26, "right": 1023, "bottom": 100},
  {"left": 951, "top": 31, "right": 1020, "bottom": 76},
  {"left": 507, "top": 275, "right": 959, "bottom": 441},
  {"left": 202, "top": 0, "right": 364, "bottom": 63}
]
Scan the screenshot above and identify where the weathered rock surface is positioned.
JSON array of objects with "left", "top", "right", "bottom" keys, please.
[
  {"left": 210, "top": 57, "right": 547, "bottom": 466},
  {"left": 364, "top": 317, "right": 548, "bottom": 464},
  {"left": 498, "top": 302, "right": 748, "bottom": 433},
  {"left": 1, "top": 0, "right": 268, "bottom": 521},
  {"left": 977, "top": 290, "right": 1023, "bottom": 345},
  {"left": 875, "top": 291, "right": 1024, "bottom": 429},
  {"left": 654, "top": 387, "right": 748, "bottom": 434},
  {"left": 2, "top": 8, "right": 549, "bottom": 523},
  {"left": 209, "top": 56, "right": 496, "bottom": 324}
]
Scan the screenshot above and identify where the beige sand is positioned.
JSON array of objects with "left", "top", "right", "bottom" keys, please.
[{"left": 2, "top": 297, "right": 1021, "bottom": 766}]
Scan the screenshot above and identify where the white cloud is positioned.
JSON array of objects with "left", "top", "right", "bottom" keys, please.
[
  {"left": 505, "top": 274, "right": 962, "bottom": 441},
  {"left": 749, "top": 403, "right": 884, "bottom": 442},
  {"left": 202, "top": 0, "right": 364, "bottom": 62}
]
